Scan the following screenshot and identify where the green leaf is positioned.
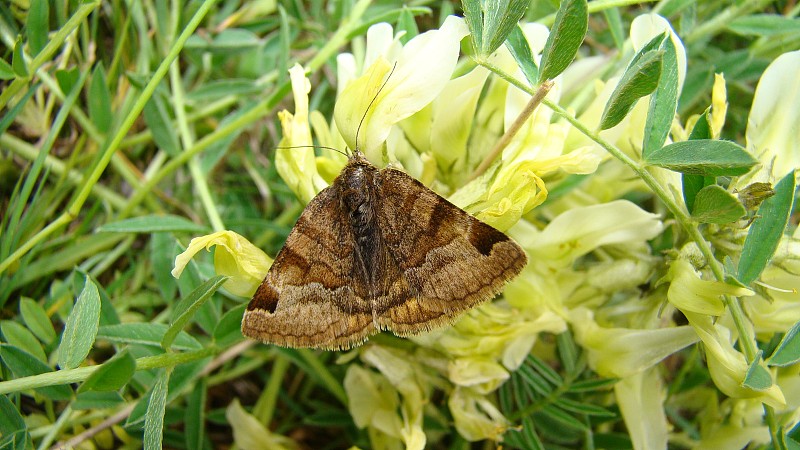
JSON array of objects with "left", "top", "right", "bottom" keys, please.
[
  {"left": 541, "top": 404, "right": 588, "bottom": 431},
  {"left": 73, "top": 391, "right": 125, "bottom": 410},
  {"left": 728, "top": 14, "right": 800, "bottom": 37},
  {"left": 688, "top": 110, "right": 712, "bottom": 140},
  {"left": 556, "top": 331, "right": 578, "bottom": 375},
  {"left": 683, "top": 174, "right": 707, "bottom": 214},
  {"left": 0, "top": 82, "right": 38, "bottom": 137},
  {"left": 185, "top": 380, "right": 207, "bottom": 450},
  {"left": 738, "top": 171, "right": 796, "bottom": 284},
  {"left": 143, "top": 95, "right": 180, "bottom": 157},
  {"left": 517, "top": 364, "right": 552, "bottom": 396},
  {"left": 57, "top": 276, "right": 102, "bottom": 370},
  {"left": 0, "top": 58, "right": 14, "bottom": 80},
  {"left": 213, "top": 304, "right": 246, "bottom": 347},
  {"left": 12, "top": 37, "right": 28, "bottom": 77},
  {"left": 481, "top": 0, "right": 529, "bottom": 56},
  {"left": 644, "top": 140, "right": 758, "bottom": 176},
  {"left": 690, "top": 185, "right": 746, "bottom": 224},
  {"left": 767, "top": 320, "right": 800, "bottom": 367},
  {"left": 185, "top": 79, "right": 262, "bottom": 103},
  {"left": 395, "top": 7, "right": 420, "bottom": 44},
  {"left": 151, "top": 233, "right": 178, "bottom": 301},
  {"left": 0, "top": 395, "right": 26, "bottom": 434},
  {"left": 97, "top": 323, "right": 202, "bottom": 351},
  {"left": 599, "top": 47, "right": 663, "bottom": 130},
  {"left": 0, "top": 430, "right": 30, "bottom": 450},
  {"left": 568, "top": 377, "right": 618, "bottom": 393},
  {"left": 162, "top": 275, "right": 227, "bottom": 350},
  {"left": 682, "top": 111, "right": 713, "bottom": 212},
  {"left": 26, "top": 0, "right": 49, "bottom": 57},
  {"left": 602, "top": 8, "right": 624, "bottom": 50},
  {"left": 742, "top": 354, "right": 772, "bottom": 391},
  {"left": 0, "top": 321, "right": 46, "bottom": 362},
  {"left": 787, "top": 421, "right": 800, "bottom": 449},
  {"left": 143, "top": 369, "right": 170, "bottom": 450},
  {"left": 461, "top": 0, "right": 483, "bottom": 54},
  {"left": 78, "top": 349, "right": 136, "bottom": 393},
  {"left": 88, "top": 63, "right": 113, "bottom": 134},
  {"left": 505, "top": 25, "right": 538, "bottom": 86},
  {"left": 555, "top": 398, "right": 615, "bottom": 417},
  {"left": 19, "top": 297, "right": 56, "bottom": 344},
  {"left": 538, "top": 0, "right": 588, "bottom": 81},
  {"left": 642, "top": 36, "right": 679, "bottom": 159},
  {"left": 55, "top": 67, "right": 80, "bottom": 94},
  {"left": 0, "top": 344, "right": 72, "bottom": 400},
  {"left": 98, "top": 215, "right": 208, "bottom": 233},
  {"left": 529, "top": 355, "right": 563, "bottom": 386},
  {"left": 204, "top": 29, "right": 262, "bottom": 53}
]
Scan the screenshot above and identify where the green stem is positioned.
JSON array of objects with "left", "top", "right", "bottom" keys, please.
[
  {"left": 683, "top": 0, "right": 776, "bottom": 44},
  {"left": 0, "top": 347, "right": 217, "bottom": 396},
  {"left": 254, "top": 354, "right": 290, "bottom": 425},
  {"left": 37, "top": 405, "right": 72, "bottom": 450}
]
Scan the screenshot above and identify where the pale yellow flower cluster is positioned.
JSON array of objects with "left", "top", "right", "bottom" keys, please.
[{"left": 172, "top": 13, "right": 800, "bottom": 450}]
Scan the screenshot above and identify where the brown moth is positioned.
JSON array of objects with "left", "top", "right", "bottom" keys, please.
[{"left": 241, "top": 149, "right": 528, "bottom": 350}]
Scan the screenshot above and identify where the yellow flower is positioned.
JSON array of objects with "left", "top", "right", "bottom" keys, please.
[
  {"left": 665, "top": 258, "right": 753, "bottom": 316},
  {"left": 171, "top": 230, "right": 271, "bottom": 297},
  {"left": 333, "top": 16, "right": 469, "bottom": 160},
  {"left": 448, "top": 357, "right": 510, "bottom": 394},
  {"left": 344, "top": 365, "right": 403, "bottom": 442},
  {"left": 614, "top": 369, "right": 669, "bottom": 450},
  {"left": 275, "top": 64, "right": 329, "bottom": 204},
  {"left": 746, "top": 50, "right": 800, "bottom": 178},
  {"left": 526, "top": 200, "right": 664, "bottom": 269},
  {"left": 684, "top": 311, "right": 786, "bottom": 408},
  {"left": 570, "top": 308, "right": 699, "bottom": 378},
  {"left": 708, "top": 73, "right": 728, "bottom": 138},
  {"left": 448, "top": 387, "right": 508, "bottom": 442},
  {"left": 350, "top": 346, "right": 428, "bottom": 450},
  {"left": 226, "top": 399, "right": 298, "bottom": 450}
]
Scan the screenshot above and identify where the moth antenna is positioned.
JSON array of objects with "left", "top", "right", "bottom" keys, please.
[
  {"left": 354, "top": 62, "right": 398, "bottom": 152},
  {"left": 276, "top": 145, "right": 349, "bottom": 158}
]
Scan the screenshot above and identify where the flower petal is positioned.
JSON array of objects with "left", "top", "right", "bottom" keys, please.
[
  {"left": 172, "top": 231, "right": 271, "bottom": 297},
  {"left": 226, "top": 399, "right": 297, "bottom": 450},
  {"left": 448, "top": 387, "right": 508, "bottom": 442},
  {"left": 570, "top": 308, "right": 699, "bottom": 378},
  {"left": 334, "top": 16, "right": 468, "bottom": 158},
  {"left": 530, "top": 200, "right": 664, "bottom": 267},
  {"left": 684, "top": 311, "right": 786, "bottom": 408},
  {"left": 614, "top": 369, "right": 669, "bottom": 450},
  {"left": 448, "top": 357, "right": 509, "bottom": 393},
  {"left": 275, "top": 64, "right": 328, "bottom": 203},
  {"left": 746, "top": 50, "right": 800, "bottom": 177}
]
